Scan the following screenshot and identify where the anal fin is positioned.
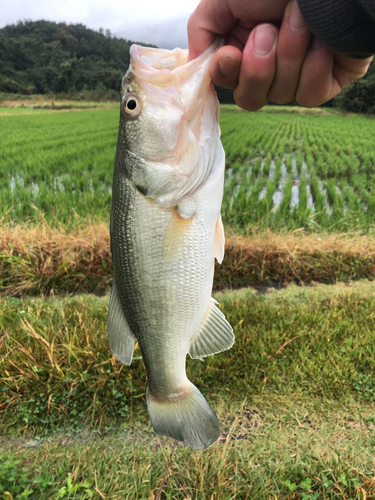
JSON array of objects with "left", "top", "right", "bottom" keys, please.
[
  {"left": 108, "top": 279, "right": 136, "bottom": 365},
  {"left": 188, "top": 298, "right": 234, "bottom": 359}
]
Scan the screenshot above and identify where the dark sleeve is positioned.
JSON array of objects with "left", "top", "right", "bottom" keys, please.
[{"left": 297, "top": 0, "right": 375, "bottom": 58}]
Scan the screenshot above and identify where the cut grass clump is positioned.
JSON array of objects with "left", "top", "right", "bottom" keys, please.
[
  {"left": 0, "top": 221, "right": 112, "bottom": 297},
  {"left": 2, "top": 222, "right": 375, "bottom": 297}
]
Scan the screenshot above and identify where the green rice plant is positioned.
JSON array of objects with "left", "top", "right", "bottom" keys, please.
[
  {"left": 341, "top": 183, "right": 361, "bottom": 213},
  {"left": 326, "top": 153, "right": 339, "bottom": 177},
  {"left": 275, "top": 178, "right": 292, "bottom": 225},
  {"left": 257, "top": 179, "right": 276, "bottom": 224},
  {"left": 304, "top": 149, "right": 314, "bottom": 169},
  {"left": 310, "top": 173, "right": 326, "bottom": 225},
  {"left": 298, "top": 174, "right": 308, "bottom": 223},
  {"left": 251, "top": 156, "right": 262, "bottom": 178},
  {"left": 368, "top": 195, "right": 375, "bottom": 217},
  {"left": 262, "top": 154, "right": 272, "bottom": 177},
  {"left": 247, "top": 176, "right": 268, "bottom": 220},
  {"left": 268, "top": 127, "right": 284, "bottom": 156},
  {"left": 285, "top": 152, "right": 293, "bottom": 174},
  {"left": 225, "top": 181, "right": 255, "bottom": 227},
  {"left": 273, "top": 156, "right": 282, "bottom": 185},
  {"left": 276, "top": 124, "right": 290, "bottom": 157},
  {"left": 286, "top": 120, "right": 296, "bottom": 155},
  {"left": 326, "top": 178, "right": 345, "bottom": 226},
  {"left": 326, "top": 178, "right": 337, "bottom": 207},
  {"left": 296, "top": 149, "right": 304, "bottom": 175}
]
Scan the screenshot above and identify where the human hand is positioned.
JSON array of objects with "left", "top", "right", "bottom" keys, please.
[{"left": 188, "top": 0, "right": 373, "bottom": 111}]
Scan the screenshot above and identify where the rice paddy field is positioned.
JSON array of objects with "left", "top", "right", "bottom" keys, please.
[
  {"left": 221, "top": 108, "right": 375, "bottom": 232},
  {"left": 1, "top": 104, "right": 375, "bottom": 231},
  {"left": 1, "top": 102, "right": 375, "bottom": 499}
]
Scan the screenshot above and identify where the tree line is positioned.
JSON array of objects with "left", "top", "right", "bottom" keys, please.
[
  {"left": 0, "top": 20, "right": 374, "bottom": 112},
  {"left": 0, "top": 20, "right": 135, "bottom": 100}
]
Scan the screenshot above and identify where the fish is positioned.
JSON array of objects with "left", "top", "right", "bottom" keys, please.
[{"left": 108, "top": 40, "right": 234, "bottom": 450}]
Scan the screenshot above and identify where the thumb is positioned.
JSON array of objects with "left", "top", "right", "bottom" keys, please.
[{"left": 187, "top": 0, "right": 236, "bottom": 61}]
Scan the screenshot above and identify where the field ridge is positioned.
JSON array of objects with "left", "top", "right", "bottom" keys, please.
[{"left": 1, "top": 222, "right": 375, "bottom": 297}]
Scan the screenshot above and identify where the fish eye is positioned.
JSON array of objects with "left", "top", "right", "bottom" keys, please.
[{"left": 124, "top": 95, "right": 141, "bottom": 116}]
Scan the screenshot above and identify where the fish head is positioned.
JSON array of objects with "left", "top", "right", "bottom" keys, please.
[{"left": 118, "top": 40, "right": 222, "bottom": 205}]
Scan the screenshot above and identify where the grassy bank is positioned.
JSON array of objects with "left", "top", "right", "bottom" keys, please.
[
  {"left": 1, "top": 222, "right": 375, "bottom": 297},
  {"left": 1, "top": 283, "right": 375, "bottom": 498}
]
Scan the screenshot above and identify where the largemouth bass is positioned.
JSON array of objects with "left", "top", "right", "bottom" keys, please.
[{"left": 108, "top": 41, "right": 234, "bottom": 450}]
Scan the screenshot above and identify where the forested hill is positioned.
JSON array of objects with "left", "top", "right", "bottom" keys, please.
[
  {"left": 0, "top": 20, "right": 374, "bottom": 111},
  {"left": 0, "top": 20, "right": 143, "bottom": 96}
]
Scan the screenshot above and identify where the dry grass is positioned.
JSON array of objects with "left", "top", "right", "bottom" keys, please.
[
  {"left": 1, "top": 222, "right": 375, "bottom": 296},
  {"left": 216, "top": 230, "right": 375, "bottom": 290},
  {"left": 221, "top": 103, "right": 346, "bottom": 116},
  {"left": 0, "top": 221, "right": 112, "bottom": 296},
  {"left": 0, "top": 95, "right": 117, "bottom": 109}
]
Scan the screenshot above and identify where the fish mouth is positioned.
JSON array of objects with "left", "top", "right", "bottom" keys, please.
[
  {"left": 128, "top": 38, "right": 223, "bottom": 142},
  {"left": 129, "top": 37, "right": 223, "bottom": 88}
]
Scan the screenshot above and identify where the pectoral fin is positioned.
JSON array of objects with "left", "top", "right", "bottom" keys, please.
[
  {"left": 108, "top": 279, "right": 135, "bottom": 365},
  {"left": 214, "top": 214, "right": 225, "bottom": 264},
  {"left": 188, "top": 298, "right": 234, "bottom": 359},
  {"left": 163, "top": 208, "right": 193, "bottom": 260}
]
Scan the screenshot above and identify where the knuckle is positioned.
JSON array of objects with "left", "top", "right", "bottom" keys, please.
[
  {"left": 296, "top": 94, "right": 317, "bottom": 108},
  {"left": 351, "top": 67, "right": 369, "bottom": 80},
  {"left": 268, "top": 89, "right": 295, "bottom": 105},
  {"left": 234, "top": 93, "right": 266, "bottom": 112}
]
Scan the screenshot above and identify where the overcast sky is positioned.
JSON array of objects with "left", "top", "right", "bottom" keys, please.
[{"left": 0, "top": 0, "right": 201, "bottom": 49}]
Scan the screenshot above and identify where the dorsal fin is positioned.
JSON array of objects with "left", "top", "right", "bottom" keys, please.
[
  {"left": 108, "top": 279, "right": 136, "bottom": 365},
  {"left": 188, "top": 298, "right": 234, "bottom": 359}
]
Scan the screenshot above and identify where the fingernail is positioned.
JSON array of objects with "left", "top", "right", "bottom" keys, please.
[
  {"left": 288, "top": 1, "right": 306, "bottom": 32},
  {"left": 311, "top": 36, "right": 324, "bottom": 50},
  {"left": 218, "top": 55, "right": 239, "bottom": 77},
  {"left": 254, "top": 25, "right": 277, "bottom": 56}
]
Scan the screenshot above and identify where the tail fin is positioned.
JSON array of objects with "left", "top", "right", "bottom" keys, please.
[{"left": 146, "top": 381, "right": 221, "bottom": 450}]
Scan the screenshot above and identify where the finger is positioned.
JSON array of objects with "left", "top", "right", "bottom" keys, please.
[
  {"left": 187, "top": 0, "right": 289, "bottom": 61},
  {"left": 210, "top": 45, "right": 242, "bottom": 89},
  {"left": 268, "top": 0, "right": 312, "bottom": 104},
  {"left": 187, "top": 0, "right": 236, "bottom": 61},
  {"left": 225, "top": 23, "right": 253, "bottom": 48},
  {"left": 224, "top": 33, "right": 246, "bottom": 52},
  {"left": 333, "top": 54, "right": 373, "bottom": 89},
  {"left": 207, "top": 23, "right": 251, "bottom": 88},
  {"left": 296, "top": 38, "right": 336, "bottom": 107},
  {"left": 234, "top": 23, "right": 278, "bottom": 111}
]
